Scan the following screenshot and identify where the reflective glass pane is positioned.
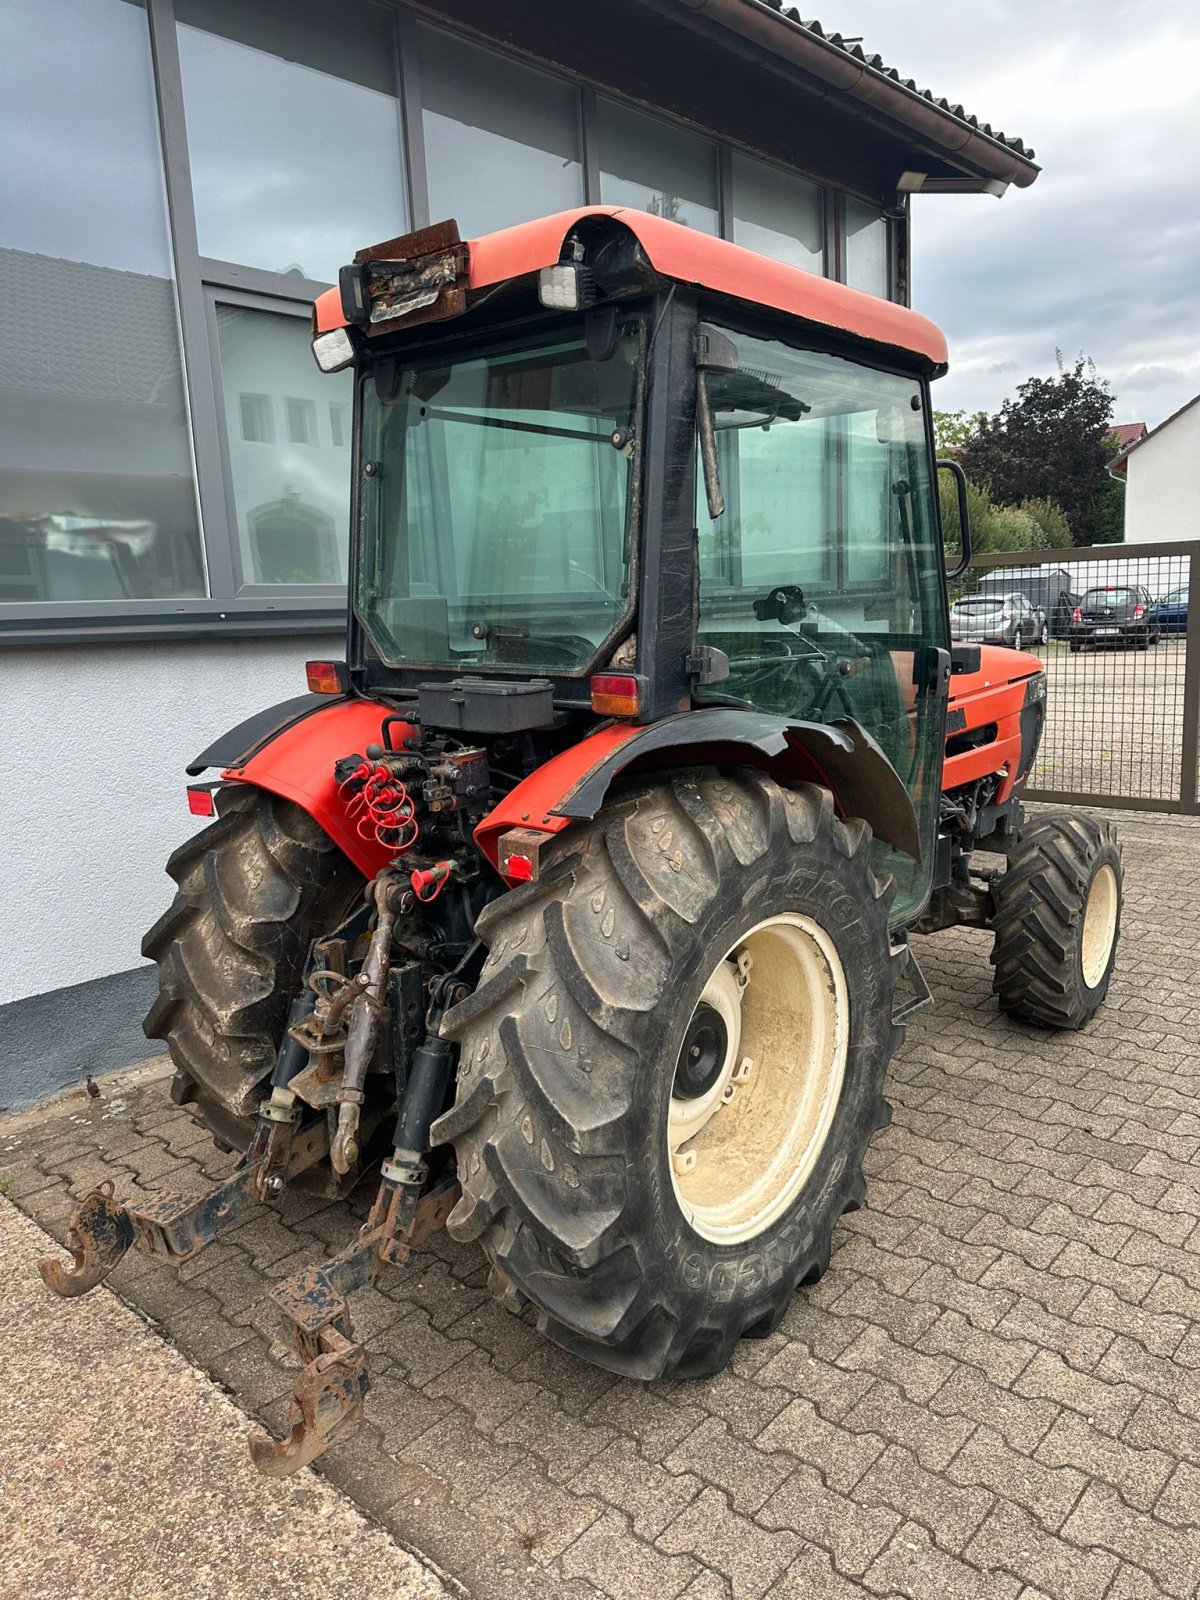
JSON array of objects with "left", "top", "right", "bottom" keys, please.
[
  {"left": 419, "top": 25, "right": 583, "bottom": 237},
  {"left": 215, "top": 306, "right": 352, "bottom": 586},
  {"left": 695, "top": 329, "right": 946, "bottom": 920},
  {"left": 598, "top": 99, "right": 719, "bottom": 233},
  {"left": 731, "top": 153, "right": 823, "bottom": 271},
  {"left": 845, "top": 197, "right": 889, "bottom": 297},
  {"left": 357, "top": 320, "right": 642, "bottom": 673},
  {"left": 176, "top": 0, "right": 407, "bottom": 283},
  {"left": 0, "top": 0, "right": 204, "bottom": 604}
]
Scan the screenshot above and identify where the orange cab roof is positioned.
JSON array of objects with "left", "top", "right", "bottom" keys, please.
[{"left": 315, "top": 205, "right": 948, "bottom": 369}]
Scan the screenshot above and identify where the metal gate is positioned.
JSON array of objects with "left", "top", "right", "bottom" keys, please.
[{"left": 964, "top": 541, "right": 1200, "bottom": 814}]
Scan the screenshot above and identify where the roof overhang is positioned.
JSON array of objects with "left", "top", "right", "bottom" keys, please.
[
  {"left": 666, "top": 0, "right": 1039, "bottom": 192},
  {"left": 405, "top": 0, "right": 1039, "bottom": 203}
]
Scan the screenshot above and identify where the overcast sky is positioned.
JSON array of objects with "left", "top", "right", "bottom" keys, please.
[{"left": 829, "top": 0, "right": 1200, "bottom": 429}]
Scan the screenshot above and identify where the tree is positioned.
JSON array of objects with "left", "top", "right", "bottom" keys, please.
[
  {"left": 932, "top": 408, "right": 986, "bottom": 453},
  {"left": 957, "top": 355, "right": 1115, "bottom": 544}
]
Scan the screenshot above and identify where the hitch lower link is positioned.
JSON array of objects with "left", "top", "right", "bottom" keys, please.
[
  {"left": 247, "top": 1168, "right": 457, "bottom": 1476},
  {"left": 248, "top": 1010, "right": 462, "bottom": 1476},
  {"left": 38, "top": 1096, "right": 325, "bottom": 1298}
]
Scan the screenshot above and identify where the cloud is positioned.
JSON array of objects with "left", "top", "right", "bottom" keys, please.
[{"left": 829, "top": 0, "right": 1200, "bottom": 427}]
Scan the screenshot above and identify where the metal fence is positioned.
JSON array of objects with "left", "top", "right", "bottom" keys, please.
[{"left": 964, "top": 540, "right": 1200, "bottom": 814}]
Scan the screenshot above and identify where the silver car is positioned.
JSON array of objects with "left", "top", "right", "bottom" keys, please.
[{"left": 950, "top": 591, "right": 1045, "bottom": 650}]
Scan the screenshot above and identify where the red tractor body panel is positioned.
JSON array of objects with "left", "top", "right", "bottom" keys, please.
[
  {"left": 223, "top": 698, "right": 404, "bottom": 881},
  {"left": 944, "top": 644, "right": 1042, "bottom": 801},
  {"left": 314, "top": 205, "right": 948, "bottom": 370}
]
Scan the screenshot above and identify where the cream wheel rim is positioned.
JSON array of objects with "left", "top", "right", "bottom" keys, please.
[
  {"left": 667, "top": 913, "right": 849, "bottom": 1245},
  {"left": 1081, "top": 863, "right": 1118, "bottom": 989}
]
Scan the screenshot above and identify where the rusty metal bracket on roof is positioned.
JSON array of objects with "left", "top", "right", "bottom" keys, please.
[
  {"left": 37, "top": 1114, "right": 328, "bottom": 1298},
  {"left": 248, "top": 1173, "right": 458, "bottom": 1477}
]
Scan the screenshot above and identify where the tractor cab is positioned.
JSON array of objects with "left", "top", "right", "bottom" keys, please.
[{"left": 317, "top": 207, "right": 953, "bottom": 923}]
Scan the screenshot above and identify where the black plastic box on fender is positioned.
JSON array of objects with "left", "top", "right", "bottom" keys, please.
[{"left": 417, "top": 676, "right": 555, "bottom": 734}]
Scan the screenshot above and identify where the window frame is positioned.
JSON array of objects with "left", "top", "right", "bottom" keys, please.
[{"left": 0, "top": 0, "right": 900, "bottom": 644}]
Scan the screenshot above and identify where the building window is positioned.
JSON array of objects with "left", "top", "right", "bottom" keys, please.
[
  {"left": 175, "top": 0, "right": 407, "bottom": 284},
  {"left": 0, "top": 0, "right": 205, "bottom": 606},
  {"left": 215, "top": 305, "right": 352, "bottom": 586},
  {"left": 845, "top": 197, "right": 890, "bottom": 297},
  {"left": 731, "top": 152, "right": 823, "bottom": 272},
  {"left": 286, "top": 397, "right": 318, "bottom": 447},
  {"left": 597, "top": 98, "right": 719, "bottom": 234},
  {"left": 418, "top": 25, "right": 584, "bottom": 236},
  {"left": 239, "top": 394, "right": 273, "bottom": 444},
  {"left": 329, "top": 402, "right": 349, "bottom": 449}
]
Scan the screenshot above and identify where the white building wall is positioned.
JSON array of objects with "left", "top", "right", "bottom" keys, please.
[
  {"left": 1124, "top": 401, "right": 1200, "bottom": 544},
  {"left": 0, "top": 636, "right": 333, "bottom": 1005}
]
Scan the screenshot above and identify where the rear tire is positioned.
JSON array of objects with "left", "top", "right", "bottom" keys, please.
[
  {"left": 435, "top": 772, "right": 903, "bottom": 1380},
  {"left": 142, "top": 785, "right": 363, "bottom": 1140},
  {"left": 989, "top": 811, "right": 1122, "bottom": 1030}
]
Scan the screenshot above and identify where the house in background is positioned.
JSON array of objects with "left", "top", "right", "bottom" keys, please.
[
  {"left": 0, "top": 0, "right": 1038, "bottom": 1107},
  {"left": 1110, "top": 396, "right": 1200, "bottom": 545},
  {"left": 1109, "top": 421, "right": 1148, "bottom": 456}
]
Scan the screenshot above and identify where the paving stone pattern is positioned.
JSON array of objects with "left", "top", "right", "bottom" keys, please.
[{"left": 5, "top": 807, "right": 1200, "bottom": 1600}]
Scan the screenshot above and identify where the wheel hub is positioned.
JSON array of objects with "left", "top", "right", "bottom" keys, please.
[{"left": 673, "top": 1003, "right": 730, "bottom": 1100}]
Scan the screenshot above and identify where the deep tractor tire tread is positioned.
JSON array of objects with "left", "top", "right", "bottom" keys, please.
[
  {"left": 142, "top": 785, "right": 360, "bottom": 1127},
  {"left": 435, "top": 771, "right": 903, "bottom": 1381},
  {"left": 988, "top": 809, "right": 1122, "bottom": 1030}
]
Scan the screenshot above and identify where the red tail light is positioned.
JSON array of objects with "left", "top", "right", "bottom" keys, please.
[
  {"left": 1134, "top": 604, "right": 1145, "bottom": 619},
  {"left": 187, "top": 784, "right": 217, "bottom": 817},
  {"left": 306, "top": 659, "right": 346, "bottom": 695},
  {"left": 1072, "top": 607, "right": 1082, "bottom": 623},
  {"left": 591, "top": 673, "right": 641, "bottom": 717}
]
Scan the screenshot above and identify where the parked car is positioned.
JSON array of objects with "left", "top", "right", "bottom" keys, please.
[
  {"left": 976, "top": 565, "right": 1074, "bottom": 637},
  {"left": 950, "top": 591, "right": 1046, "bottom": 650},
  {"left": 1068, "top": 584, "right": 1160, "bottom": 650},
  {"left": 1152, "top": 587, "right": 1188, "bottom": 635}
]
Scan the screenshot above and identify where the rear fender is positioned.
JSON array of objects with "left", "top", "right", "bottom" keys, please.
[
  {"left": 475, "top": 708, "right": 919, "bottom": 881},
  {"left": 190, "top": 695, "right": 404, "bottom": 880}
]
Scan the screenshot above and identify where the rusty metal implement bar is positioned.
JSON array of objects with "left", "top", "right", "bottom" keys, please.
[{"left": 249, "top": 1174, "right": 457, "bottom": 1476}]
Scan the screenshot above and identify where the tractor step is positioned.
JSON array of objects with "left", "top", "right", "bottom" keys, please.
[{"left": 249, "top": 1172, "right": 458, "bottom": 1475}]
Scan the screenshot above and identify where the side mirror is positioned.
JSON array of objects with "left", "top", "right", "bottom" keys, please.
[{"left": 938, "top": 458, "right": 972, "bottom": 579}]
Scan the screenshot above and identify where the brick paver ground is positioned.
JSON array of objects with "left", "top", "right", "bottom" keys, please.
[{"left": 5, "top": 805, "right": 1199, "bottom": 1600}]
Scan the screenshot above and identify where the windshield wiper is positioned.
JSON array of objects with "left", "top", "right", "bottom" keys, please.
[{"left": 420, "top": 406, "right": 626, "bottom": 447}]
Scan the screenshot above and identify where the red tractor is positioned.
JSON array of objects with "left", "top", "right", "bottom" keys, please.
[{"left": 42, "top": 208, "right": 1122, "bottom": 1473}]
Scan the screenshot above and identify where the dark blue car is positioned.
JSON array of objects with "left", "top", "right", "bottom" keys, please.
[{"left": 1153, "top": 587, "right": 1189, "bottom": 635}]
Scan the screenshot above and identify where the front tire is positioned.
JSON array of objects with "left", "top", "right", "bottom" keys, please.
[
  {"left": 989, "top": 811, "right": 1122, "bottom": 1029},
  {"left": 142, "top": 785, "right": 363, "bottom": 1143},
  {"left": 436, "top": 773, "right": 903, "bottom": 1380}
]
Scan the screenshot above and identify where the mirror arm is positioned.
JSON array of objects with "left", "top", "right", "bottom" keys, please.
[
  {"left": 696, "top": 376, "right": 725, "bottom": 520},
  {"left": 938, "top": 458, "right": 972, "bottom": 579}
]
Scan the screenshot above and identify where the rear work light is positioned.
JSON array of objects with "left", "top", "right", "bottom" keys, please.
[
  {"left": 312, "top": 327, "right": 355, "bottom": 373},
  {"left": 591, "top": 673, "right": 641, "bottom": 717},
  {"left": 186, "top": 783, "right": 219, "bottom": 817},
  {"left": 306, "top": 659, "right": 347, "bottom": 695},
  {"left": 538, "top": 262, "right": 595, "bottom": 311}
]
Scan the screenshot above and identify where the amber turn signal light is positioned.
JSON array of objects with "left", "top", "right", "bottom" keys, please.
[
  {"left": 590, "top": 673, "right": 641, "bottom": 717},
  {"left": 305, "top": 659, "right": 346, "bottom": 695}
]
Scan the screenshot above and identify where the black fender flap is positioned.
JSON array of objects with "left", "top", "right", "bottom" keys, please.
[
  {"left": 553, "top": 708, "right": 920, "bottom": 860},
  {"left": 185, "top": 694, "right": 345, "bottom": 777}
]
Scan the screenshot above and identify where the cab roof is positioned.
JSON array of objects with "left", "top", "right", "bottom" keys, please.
[{"left": 315, "top": 205, "right": 949, "bottom": 371}]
